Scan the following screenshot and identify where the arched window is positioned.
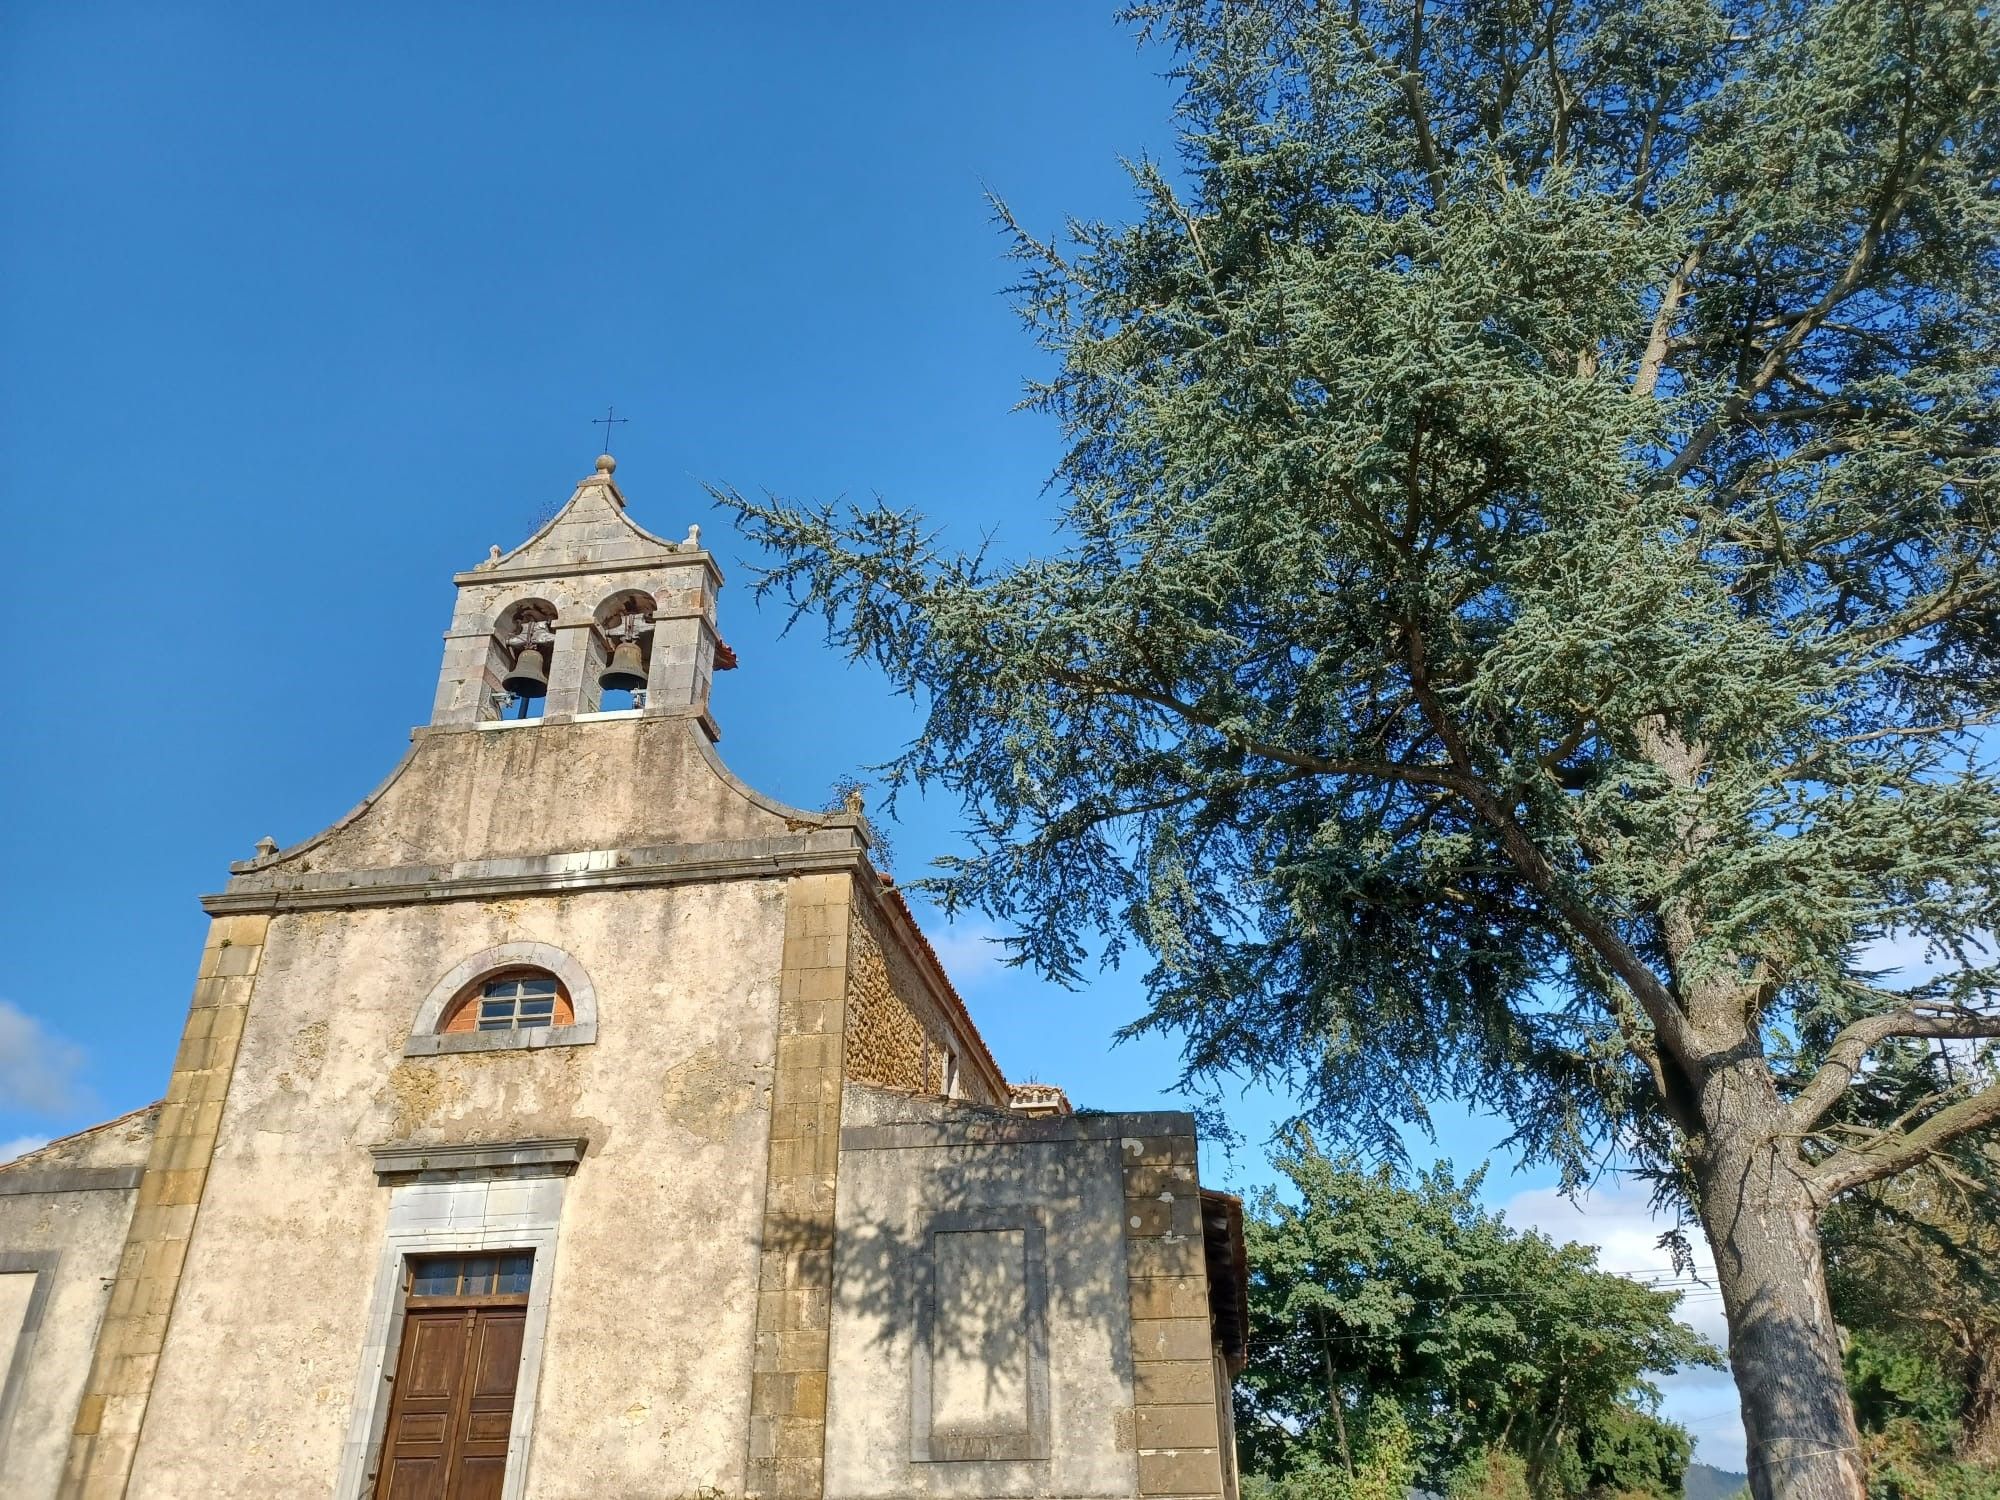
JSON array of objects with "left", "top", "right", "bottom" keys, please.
[
  {"left": 438, "top": 968, "right": 576, "bottom": 1035},
  {"left": 405, "top": 943, "right": 598, "bottom": 1057}
]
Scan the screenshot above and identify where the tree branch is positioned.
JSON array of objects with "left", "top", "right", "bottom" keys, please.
[
  {"left": 1789, "top": 1006, "right": 2000, "bottom": 1131},
  {"left": 1813, "top": 1076, "right": 2000, "bottom": 1198},
  {"left": 1047, "top": 666, "right": 1469, "bottom": 793},
  {"left": 1654, "top": 113, "right": 1960, "bottom": 487},
  {"left": 1338, "top": 0, "right": 1447, "bottom": 201},
  {"left": 1632, "top": 249, "right": 1700, "bottom": 400}
]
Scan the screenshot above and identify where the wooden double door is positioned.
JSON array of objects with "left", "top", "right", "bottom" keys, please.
[{"left": 374, "top": 1255, "right": 532, "bottom": 1500}]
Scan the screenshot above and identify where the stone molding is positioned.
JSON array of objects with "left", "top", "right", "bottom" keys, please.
[
  {"left": 403, "top": 943, "right": 598, "bottom": 1057},
  {"left": 334, "top": 1174, "right": 570, "bottom": 1500},
  {"left": 452, "top": 548, "right": 721, "bottom": 588},
  {"left": 369, "top": 1139, "right": 588, "bottom": 1183},
  {"left": 204, "top": 829, "right": 870, "bottom": 916},
  {"left": 0, "top": 1251, "right": 59, "bottom": 1466},
  {"left": 0, "top": 1166, "right": 144, "bottom": 1197},
  {"left": 908, "top": 1208, "right": 1051, "bottom": 1465},
  {"left": 840, "top": 1111, "right": 1199, "bottom": 1153}
]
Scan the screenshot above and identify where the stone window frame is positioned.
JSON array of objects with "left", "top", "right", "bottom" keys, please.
[
  {"left": 404, "top": 942, "right": 597, "bottom": 1057},
  {"left": 333, "top": 1146, "right": 580, "bottom": 1500},
  {"left": 909, "top": 1207, "right": 1051, "bottom": 1466},
  {"left": 0, "top": 1251, "right": 58, "bottom": 1462}
]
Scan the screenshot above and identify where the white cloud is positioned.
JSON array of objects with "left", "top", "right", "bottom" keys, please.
[
  {"left": 0, "top": 999, "right": 88, "bottom": 1116},
  {"left": 922, "top": 920, "right": 1012, "bottom": 990},
  {"left": 0, "top": 1136, "right": 48, "bottom": 1165},
  {"left": 1502, "top": 1178, "right": 1745, "bottom": 1472},
  {"left": 1856, "top": 929, "right": 1946, "bottom": 979},
  {"left": 1855, "top": 927, "right": 1995, "bottom": 982}
]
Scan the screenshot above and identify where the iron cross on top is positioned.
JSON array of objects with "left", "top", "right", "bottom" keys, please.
[{"left": 592, "top": 405, "right": 629, "bottom": 453}]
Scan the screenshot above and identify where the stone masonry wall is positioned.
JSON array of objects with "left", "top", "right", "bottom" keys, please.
[
  {"left": 842, "top": 907, "right": 947, "bottom": 1095},
  {"left": 745, "top": 873, "right": 852, "bottom": 1499},
  {"left": 1123, "top": 1130, "right": 1227, "bottom": 1499},
  {"left": 59, "top": 914, "right": 269, "bottom": 1500}
]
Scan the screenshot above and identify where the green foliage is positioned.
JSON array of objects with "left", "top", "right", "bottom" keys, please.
[
  {"left": 716, "top": 0, "right": 1999, "bottom": 1198},
  {"left": 716, "top": 0, "right": 2000, "bottom": 1482},
  {"left": 1576, "top": 1405, "right": 1696, "bottom": 1500},
  {"left": 1450, "top": 1449, "right": 1537, "bottom": 1500},
  {"left": 1244, "top": 1398, "right": 1421, "bottom": 1500},
  {"left": 1847, "top": 1331, "right": 1965, "bottom": 1453},
  {"left": 1827, "top": 1055, "right": 2000, "bottom": 1476},
  {"left": 1236, "top": 1133, "right": 1712, "bottom": 1498}
]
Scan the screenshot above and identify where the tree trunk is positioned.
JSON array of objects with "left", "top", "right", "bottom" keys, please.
[
  {"left": 1958, "top": 1339, "right": 2000, "bottom": 1464},
  {"left": 1695, "top": 1080, "right": 1866, "bottom": 1500}
]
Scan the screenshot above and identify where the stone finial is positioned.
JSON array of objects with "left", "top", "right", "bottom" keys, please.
[
  {"left": 481, "top": 544, "right": 503, "bottom": 568},
  {"left": 683, "top": 523, "right": 701, "bottom": 550},
  {"left": 842, "top": 786, "right": 865, "bottom": 817},
  {"left": 594, "top": 453, "right": 617, "bottom": 476},
  {"left": 253, "top": 835, "right": 279, "bottom": 859}
]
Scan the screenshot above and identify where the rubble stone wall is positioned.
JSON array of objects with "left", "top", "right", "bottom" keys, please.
[{"left": 842, "top": 905, "right": 947, "bottom": 1095}]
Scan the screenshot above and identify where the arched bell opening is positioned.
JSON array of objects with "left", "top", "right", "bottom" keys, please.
[
  {"left": 489, "top": 598, "right": 559, "bottom": 720},
  {"left": 589, "top": 590, "right": 656, "bottom": 713}
]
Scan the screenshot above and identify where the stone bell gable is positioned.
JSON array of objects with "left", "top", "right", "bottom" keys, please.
[
  {"left": 430, "top": 452, "right": 729, "bottom": 731},
  {"left": 0, "top": 453, "right": 1245, "bottom": 1500}
]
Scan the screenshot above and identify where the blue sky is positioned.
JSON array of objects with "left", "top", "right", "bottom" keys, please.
[{"left": 0, "top": 1, "right": 1745, "bottom": 1468}]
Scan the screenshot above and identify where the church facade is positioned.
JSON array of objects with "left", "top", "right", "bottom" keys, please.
[{"left": 0, "top": 455, "right": 1246, "bottom": 1500}]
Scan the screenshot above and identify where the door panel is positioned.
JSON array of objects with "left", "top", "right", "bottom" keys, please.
[
  {"left": 383, "top": 1456, "right": 447, "bottom": 1500},
  {"left": 452, "top": 1309, "right": 524, "bottom": 1497},
  {"left": 375, "top": 1311, "right": 467, "bottom": 1500},
  {"left": 463, "top": 1411, "right": 514, "bottom": 1443},
  {"left": 395, "top": 1413, "right": 450, "bottom": 1445},
  {"left": 374, "top": 1304, "right": 525, "bottom": 1500},
  {"left": 405, "top": 1317, "right": 469, "bottom": 1397},
  {"left": 468, "top": 1312, "right": 525, "bottom": 1398},
  {"left": 452, "top": 1453, "right": 512, "bottom": 1500}
]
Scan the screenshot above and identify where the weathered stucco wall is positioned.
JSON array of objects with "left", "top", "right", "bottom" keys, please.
[
  {"left": 0, "top": 1109, "right": 156, "bottom": 1500},
  {"left": 825, "top": 1086, "right": 1142, "bottom": 1500},
  {"left": 125, "top": 879, "right": 787, "bottom": 1498},
  {"left": 243, "top": 715, "right": 811, "bottom": 876}
]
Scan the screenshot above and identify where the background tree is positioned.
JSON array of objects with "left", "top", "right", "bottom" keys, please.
[
  {"left": 714, "top": 1, "right": 2000, "bottom": 1496},
  {"left": 1237, "top": 1131, "right": 1712, "bottom": 1500},
  {"left": 1824, "top": 1046, "right": 2000, "bottom": 1494}
]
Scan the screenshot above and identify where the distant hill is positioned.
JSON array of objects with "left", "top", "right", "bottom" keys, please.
[{"left": 1684, "top": 1461, "right": 1749, "bottom": 1500}]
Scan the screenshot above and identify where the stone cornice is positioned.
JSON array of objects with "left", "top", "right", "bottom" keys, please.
[
  {"left": 452, "top": 549, "right": 722, "bottom": 589},
  {"left": 369, "top": 1138, "right": 588, "bottom": 1182},
  {"left": 0, "top": 1165, "right": 144, "bottom": 1197},
  {"left": 203, "top": 828, "right": 870, "bottom": 915},
  {"left": 839, "top": 1110, "right": 1198, "bottom": 1151}
]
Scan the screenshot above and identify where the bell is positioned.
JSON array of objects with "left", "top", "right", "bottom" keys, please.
[
  {"left": 599, "top": 640, "right": 647, "bottom": 693},
  {"left": 502, "top": 646, "right": 549, "bottom": 700}
]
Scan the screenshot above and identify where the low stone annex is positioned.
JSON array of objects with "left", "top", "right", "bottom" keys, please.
[{"left": 0, "top": 453, "right": 1248, "bottom": 1500}]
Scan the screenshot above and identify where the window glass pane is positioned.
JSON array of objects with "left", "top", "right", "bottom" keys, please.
[
  {"left": 411, "top": 1259, "right": 459, "bottom": 1296},
  {"left": 477, "top": 1018, "right": 515, "bottom": 1032},
  {"left": 519, "top": 977, "right": 557, "bottom": 996},
  {"left": 516, "top": 1015, "right": 551, "bottom": 1029},
  {"left": 463, "top": 1257, "right": 496, "bottom": 1295},
  {"left": 497, "top": 1254, "right": 533, "bottom": 1295},
  {"left": 518, "top": 998, "right": 555, "bottom": 1016},
  {"left": 479, "top": 998, "right": 514, "bottom": 1020},
  {"left": 483, "top": 978, "right": 524, "bottom": 999}
]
